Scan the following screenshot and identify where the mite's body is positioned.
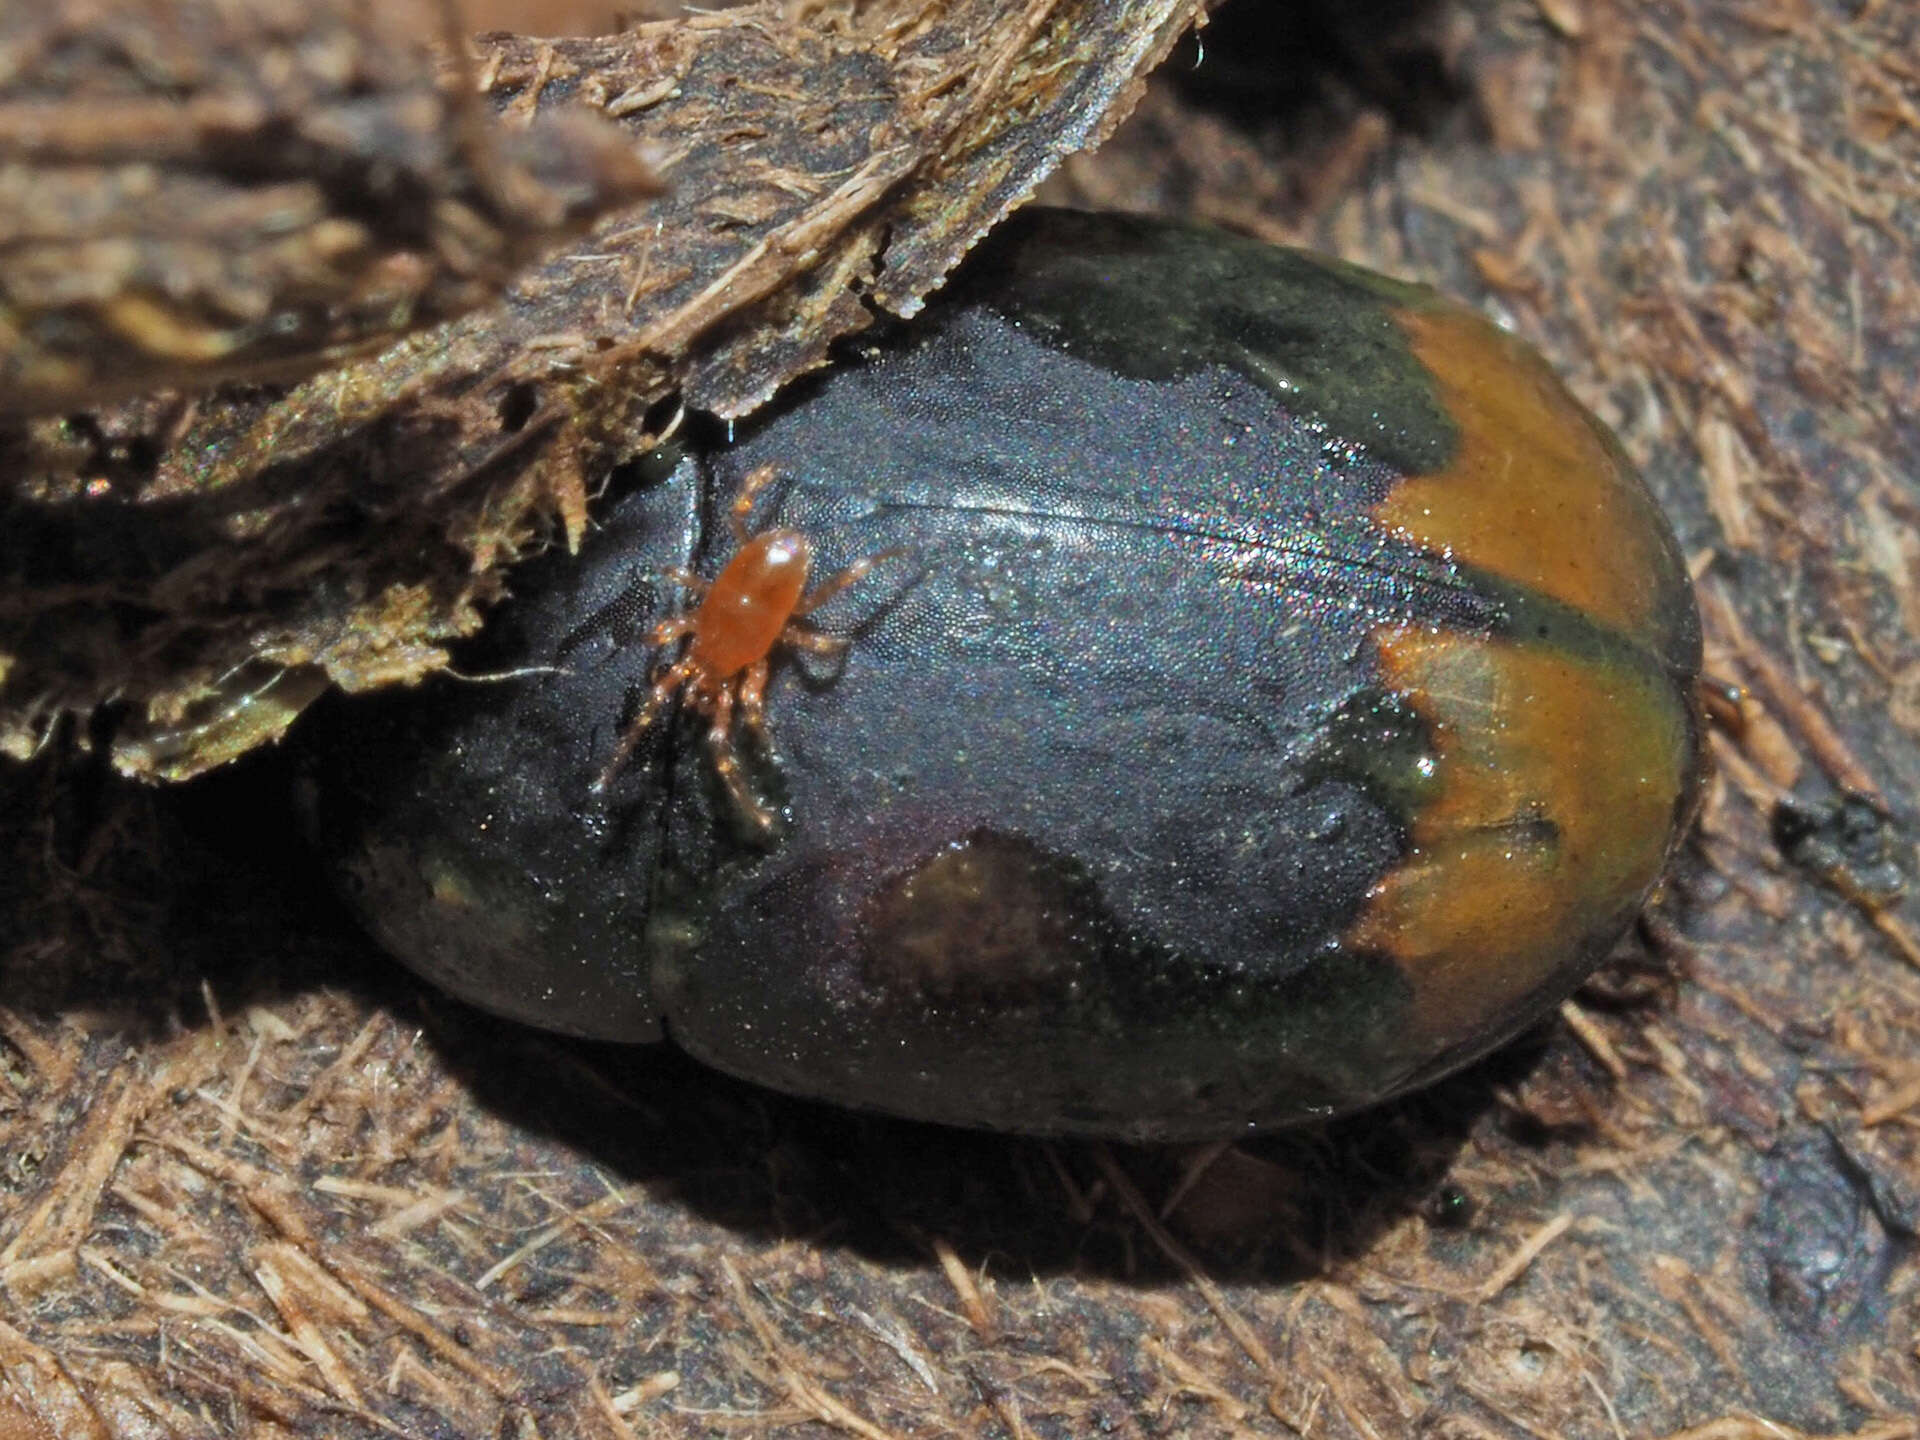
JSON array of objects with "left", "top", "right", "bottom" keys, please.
[{"left": 592, "top": 464, "right": 890, "bottom": 829}]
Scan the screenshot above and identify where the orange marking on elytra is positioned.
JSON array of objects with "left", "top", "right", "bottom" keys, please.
[{"left": 592, "top": 464, "right": 897, "bottom": 830}]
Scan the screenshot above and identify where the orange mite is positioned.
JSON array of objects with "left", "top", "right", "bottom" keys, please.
[{"left": 592, "top": 463, "right": 896, "bottom": 829}]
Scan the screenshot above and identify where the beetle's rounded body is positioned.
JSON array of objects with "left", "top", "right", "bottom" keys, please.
[{"left": 302, "top": 208, "right": 1704, "bottom": 1140}]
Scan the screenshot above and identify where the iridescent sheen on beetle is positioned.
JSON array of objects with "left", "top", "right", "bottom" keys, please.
[{"left": 301, "top": 208, "right": 1705, "bottom": 1140}]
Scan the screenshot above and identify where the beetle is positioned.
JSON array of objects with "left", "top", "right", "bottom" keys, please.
[{"left": 299, "top": 207, "right": 1705, "bottom": 1141}]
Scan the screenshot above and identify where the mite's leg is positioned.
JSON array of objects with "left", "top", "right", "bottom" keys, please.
[
  {"left": 591, "top": 654, "right": 697, "bottom": 793},
  {"left": 705, "top": 684, "right": 777, "bottom": 831},
  {"left": 646, "top": 615, "right": 695, "bottom": 647},
  {"left": 792, "top": 547, "right": 909, "bottom": 616},
  {"left": 779, "top": 624, "right": 848, "bottom": 657},
  {"left": 656, "top": 569, "right": 707, "bottom": 599},
  {"left": 738, "top": 659, "right": 770, "bottom": 743},
  {"left": 730, "top": 464, "right": 782, "bottom": 546}
]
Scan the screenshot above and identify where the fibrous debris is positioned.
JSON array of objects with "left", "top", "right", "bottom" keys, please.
[{"left": 0, "top": 0, "right": 663, "bottom": 417}]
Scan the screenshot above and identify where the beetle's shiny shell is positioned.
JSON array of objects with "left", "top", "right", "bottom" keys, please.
[{"left": 301, "top": 208, "right": 1704, "bottom": 1140}]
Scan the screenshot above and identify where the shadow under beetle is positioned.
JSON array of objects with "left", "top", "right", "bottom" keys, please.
[{"left": 300, "top": 208, "right": 1706, "bottom": 1141}]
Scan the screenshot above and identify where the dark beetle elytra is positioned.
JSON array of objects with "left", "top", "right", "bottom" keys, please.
[{"left": 300, "top": 208, "right": 1705, "bottom": 1141}]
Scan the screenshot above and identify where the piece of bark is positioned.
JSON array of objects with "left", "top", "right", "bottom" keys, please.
[{"left": 0, "top": 0, "right": 662, "bottom": 417}]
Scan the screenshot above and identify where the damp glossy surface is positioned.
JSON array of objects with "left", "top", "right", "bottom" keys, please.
[{"left": 301, "top": 208, "right": 1705, "bottom": 1140}]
